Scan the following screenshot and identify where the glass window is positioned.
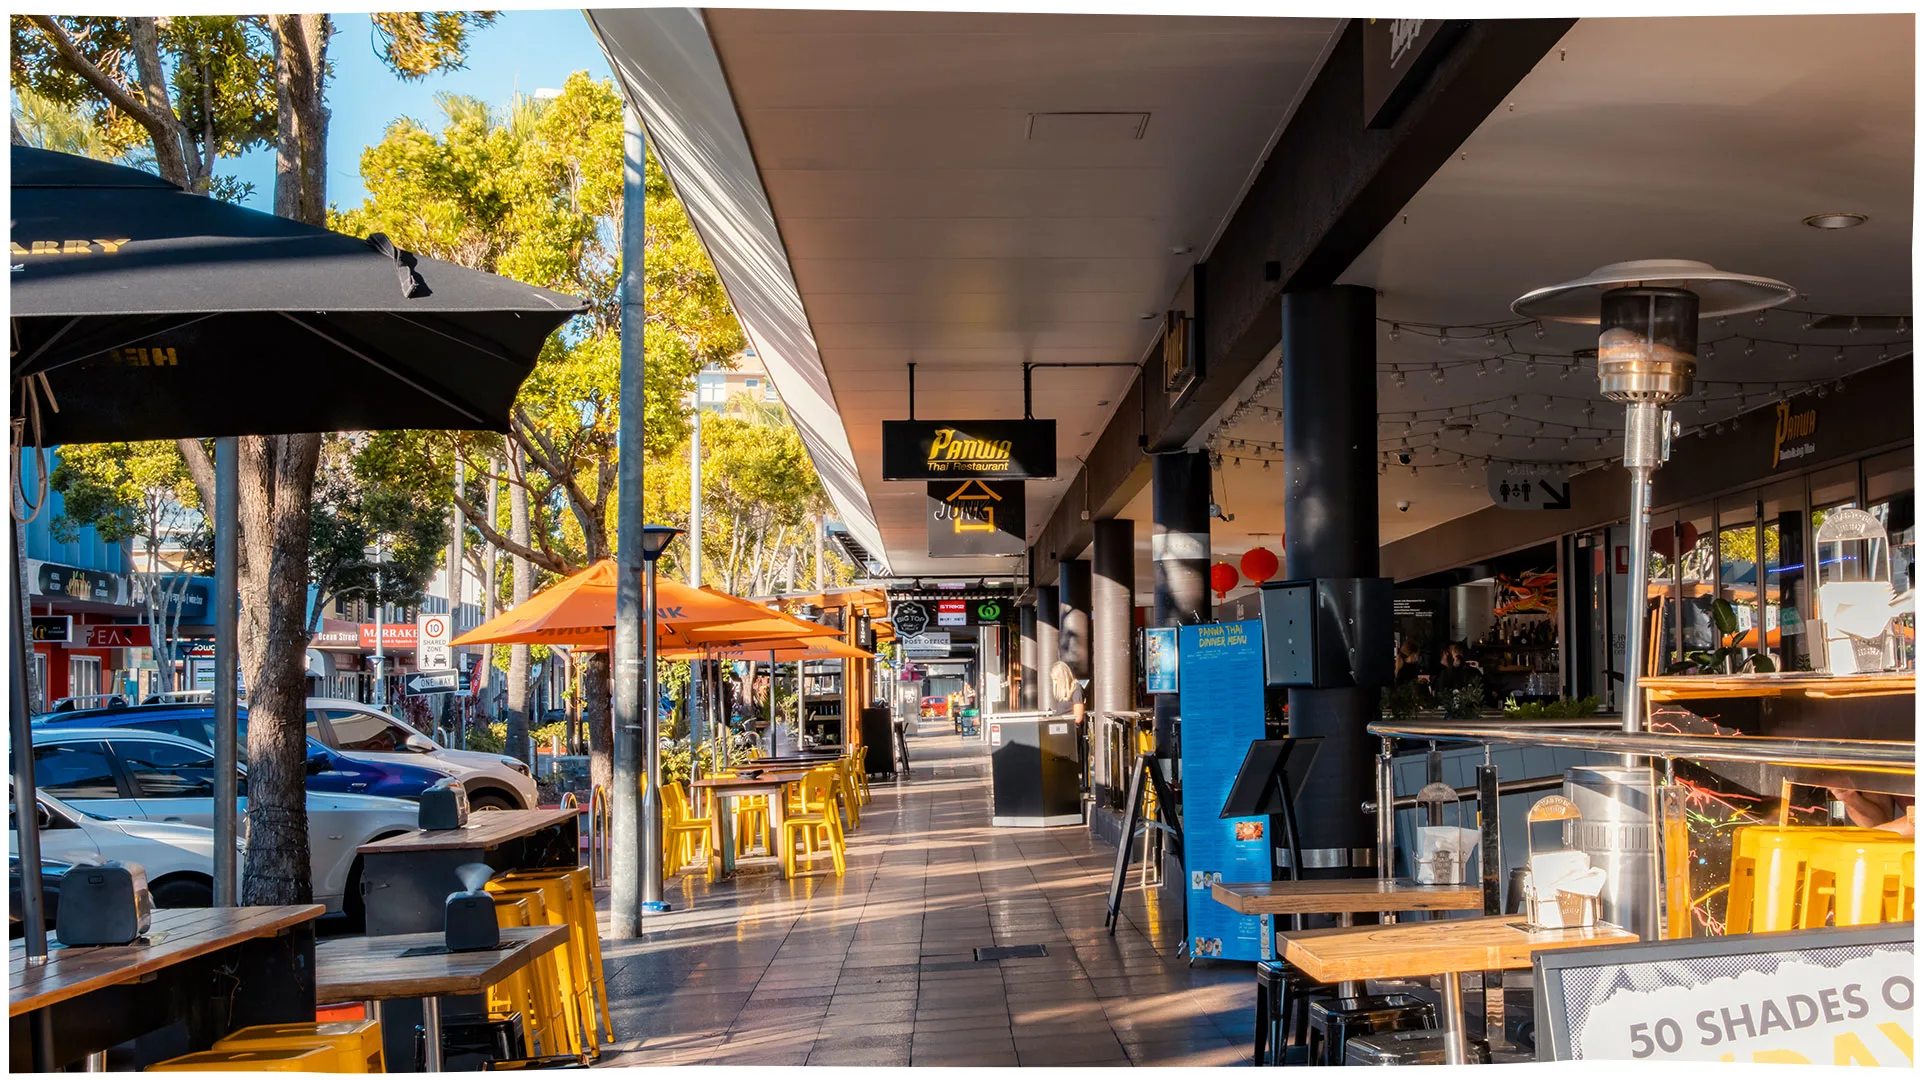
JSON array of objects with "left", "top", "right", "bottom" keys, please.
[
  {"left": 326, "top": 709, "right": 403, "bottom": 753},
  {"left": 130, "top": 714, "right": 210, "bottom": 744},
  {"left": 1762, "top": 479, "right": 1809, "bottom": 672},
  {"left": 116, "top": 740, "right": 217, "bottom": 799},
  {"left": 33, "top": 742, "right": 120, "bottom": 800},
  {"left": 69, "top": 656, "right": 101, "bottom": 703},
  {"left": 1717, "top": 498, "right": 1761, "bottom": 671},
  {"left": 29, "top": 653, "right": 47, "bottom": 714},
  {"left": 1865, "top": 452, "right": 1914, "bottom": 670}
]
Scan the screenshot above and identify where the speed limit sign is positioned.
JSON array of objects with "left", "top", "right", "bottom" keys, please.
[{"left": 418, "top": 614, "right": 452, "bottom": 669}]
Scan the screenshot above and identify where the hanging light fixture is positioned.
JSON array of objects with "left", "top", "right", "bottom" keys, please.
[{"left": 1513, "top": 259, "right": 1794, "bottom": 736}]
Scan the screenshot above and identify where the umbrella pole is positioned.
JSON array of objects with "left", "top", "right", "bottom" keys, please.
[
  {"left": 213, "top": 437, "right": 240, "bottom": 905},
  {"left": 10, "top": 509, "right": 50, "bottom": 966},
  {"left": 641, "top": 558, "right": 665, "bottom": 910},
  {"left": 609, "top": 104, "right": 648, "bottom": 938}
]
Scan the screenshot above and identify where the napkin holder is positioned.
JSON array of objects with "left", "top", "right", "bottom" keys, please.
[
  {"left": 445, "top": 863, "right": 500, "bottom": 952},
  {"left": 1520, "top": 796, "right": 1604, "bottom": 930},
  {"left": 419, "top": 777, "right": 471, "bottom": 831},
  {"left": 1411, "top": 783, "right": 1480, "bottom": 886},
  {"left": 55, "top": 861, "right": 153, "bottom": 946}
]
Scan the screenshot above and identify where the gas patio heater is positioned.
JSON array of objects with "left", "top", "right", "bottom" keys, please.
[{"left": 1513, "top": 260, "right": 1793, "bottom": 734}]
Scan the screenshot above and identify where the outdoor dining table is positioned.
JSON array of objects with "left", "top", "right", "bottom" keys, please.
[
  {"left": 315, "top": 923, "right": 570, "bottom": 1072},
  {"left": 1276, "top": 914, "right": 1637, "bottom": 1064},
  {"left": 692, "top": 769, "right": 815, "bottom": 878},
  {"left": 9, "top": 904, "right": 324, "bottom": 1071},
  {"left": 1212, "top": 878, "right": 1485, "bottom": 997}
]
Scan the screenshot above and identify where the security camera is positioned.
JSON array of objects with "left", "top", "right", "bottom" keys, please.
[{"left": 1396, "top": 500, "right": 1411, "bottom": 513}]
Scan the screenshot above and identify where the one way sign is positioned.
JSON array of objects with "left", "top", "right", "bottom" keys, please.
[
  {"left": 404, "top": 669, "right": 460, "bottom": 695},
  {"left": 1487, "top": 463, "right": 1571, "bottom": 512}
]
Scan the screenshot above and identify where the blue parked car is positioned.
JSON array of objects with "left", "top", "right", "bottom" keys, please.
[{"left": 33, "top": 704, "right": 455, "bottom": 801}]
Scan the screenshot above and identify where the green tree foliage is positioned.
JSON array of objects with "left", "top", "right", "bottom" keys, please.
[{"left": 305, "top": 438, "right": 453, "bottom": 633}]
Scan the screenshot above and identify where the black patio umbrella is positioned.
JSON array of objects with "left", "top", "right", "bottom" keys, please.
[
  {"left": 8, "top": 146, "right": 586, "bottom": 997},
  {"left": 11, "top": 145, "right": 586, "bottom": 443}
]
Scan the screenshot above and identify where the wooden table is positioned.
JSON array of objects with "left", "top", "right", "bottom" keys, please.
[
  {"left": 1211, "top": 879, "right": 1482, "bottom": 917},
  {"left": 693, "top": 771, "right": 813, "bottom": 878},
  {"left": 1278, "top": 915, "right": 1637, "bottom": 1063},
  {"left": 315, "top": 924, "right": 569, "bottom": 1071},
  {"left": 10, "top": 904, "right": 324, "bottom": 1071}
]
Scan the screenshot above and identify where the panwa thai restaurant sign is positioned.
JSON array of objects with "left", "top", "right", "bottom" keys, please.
[
  {"left": 1772, "top": 399, "right": 1817, "bottom": 468},
  {"left": 882, "top": 419, "right": 1056, "bottom": 480}
]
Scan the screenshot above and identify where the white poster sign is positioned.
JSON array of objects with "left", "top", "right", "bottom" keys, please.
[{"left": 417, "top": 613, "right": 452, "bottom": 670}]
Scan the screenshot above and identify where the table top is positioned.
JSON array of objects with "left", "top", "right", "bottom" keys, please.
[
  {"left": 1211, "top": 879, "right": 1483, "bottom": 916},
  {"left": 313, "top": 924, "right": 569, "bottom": 1005},
  {"left": 356, "top": 807, "right": 582, "bottom": 855},
  {"left": 692, "top": 770, "right": 814, "bottom": 790},
  {"left": 1640, "top": 672, "right": 1916, "bottom": 702},
  {"left": 10, "top": 904, "right": 325, "bottom": 1017},
  {"left": 1277, "top": 915, "right": 1637, "bottom": 983}
]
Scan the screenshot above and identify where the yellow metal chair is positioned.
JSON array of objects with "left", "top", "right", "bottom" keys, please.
[
  {"left": 146, "top": 1046, "right": 342, "bottom": 1071},
  {"left": 212, "top": 1020, "right": 384, "bottom": 1072},
  {"left": 833, "top": 758, "right": 861, "bottom": 829},
  {"left": 1803, "top": 833, "right": 1915, "bottom": 928},
  {"left": 485, "top": 895, "right": 561, "bottom": 1057},
  {"left": 663, "top": 781, "right": 717, "bottom": 882},
  {"left": 1727, "top": 825, "right": 1881, "bottom": 933},
  {"left": 485, "top": 886, "right": 582, "bottom": 1055},
  {"left": 505, "top": 866, "right": 614, "bottom": 1048},
  {"left": 495, "top": 870, "right": 604, "bottom": 1051},
  {"left": 780, "top": 769, "right": 847, "bottom": 878}
]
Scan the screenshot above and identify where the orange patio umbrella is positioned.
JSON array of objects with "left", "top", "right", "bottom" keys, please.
[
  {"left": 663, "top": 635, "right": 873, "bottom": 663},
  {"left": 451, "top": 560, "right": 837, "bottom": 648}
]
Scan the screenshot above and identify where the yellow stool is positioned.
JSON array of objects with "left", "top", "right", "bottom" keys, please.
[
  {"left": 487, "top": 896, "right": 557, "bottom": 1058},
  {"left": 495, "top": 870, "right": 604, "bottom": 1051},
  {"left": 781, "top": 770, "right": 847, "bottom": 877},
  {"left": 1902, "top": 848, "right": 1915, "bottom": 922},
  {"left": 1727, "top": 826, "right": 1870, "bottom": 933},
  {"left": 146, "top": 1046, "right": 341, "bottom": 1071},
  {"left": 487, "top": 890, "right": 576, "bottom": 1056},
  {"left": 505, "top": 866, "right": 614, "bottom": 1047},
  {"left": 663, "top": 781, "right": 716, "bottom": 882},
  {"left": 833, "top": 759, "right": 861, "bottom": 829},
  {"left": 1803, "top": 834, "right": 1915, "bottom": 928},
  {"left": 213, "top": 1020, "right": 383, "bottom": 1072}
]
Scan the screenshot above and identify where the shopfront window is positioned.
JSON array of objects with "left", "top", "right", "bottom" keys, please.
[
  {"left": 30, "top": 653, "right": 47, "bottom": 714},
  {"left": 1762, "top": 480, "right": 1808, "bottom": 672},
  {"left": 1716, "top": 499, "right": 1760, "bottom": 671},
  {"left": 69, "top": 655, "right": 101, "bottom": 705},
  {"left": 1671, "top": 507, "right": 1717, "bottom": 672},
  {"left": 1865, "top": 452, "right": 1914, "bottom": 671}
]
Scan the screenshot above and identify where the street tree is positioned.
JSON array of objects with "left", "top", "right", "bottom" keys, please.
[{"left": 25, "top": 11, "right": 500, "bottom": 905}]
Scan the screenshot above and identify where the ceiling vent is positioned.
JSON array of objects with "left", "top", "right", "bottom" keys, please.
[{"left": 1026, "top": 112, "right": 1150, "bottom": 142}]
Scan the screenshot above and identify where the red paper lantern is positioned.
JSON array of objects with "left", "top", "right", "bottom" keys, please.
[
  {"left": 1210, "top": 562, "right": 1240, "bottom": 598},
  {"left": 1240, "top": 546, "right": 1279, "bottom": 585}
]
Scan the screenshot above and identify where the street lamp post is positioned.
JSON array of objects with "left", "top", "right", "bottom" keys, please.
[
  {"left": 640, "top": 524, "right": 680, "bottom": 912},
  {"left": 369, "top": 533, "right": 388, "bottom": 710}
]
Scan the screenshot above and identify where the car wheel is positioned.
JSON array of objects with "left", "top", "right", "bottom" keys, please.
[
  {"left": 469, "top": 791, "right": 518, "bottom": 812},
  {"left": 149, "top": 875, "right": 214, "bottom": 908},
  {"left": 341, "top": 856, "right": 368, "bottom": 931}
]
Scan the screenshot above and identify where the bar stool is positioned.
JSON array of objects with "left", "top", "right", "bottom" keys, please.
[
  {"left": 1727, "top": 826, "right": 1871, "bottom": 933},
  {"left": 212, "top": 1020, "right": 384, "bottom": 1072},
  {"left": 1253, "top": 961, "right": 1312, "bottom": 1066},
  {"left": 1802, "top": 833, "right": 1914, "bottom": 928},
  {"left": 146, "top": 1046, "right": 342, "bottom": 1071},
  {"left": 1306, "top": 993, "right": 1439, "bottom": 1066},
  {"left": 485, "top": 887, "right": 581, "bottom": 1055},
  {"left": 507, "top": 866, "right": 615, "bottom": 1047}
]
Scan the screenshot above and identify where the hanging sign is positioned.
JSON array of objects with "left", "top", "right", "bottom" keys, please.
[
  {"left": 936, "top": 599, "right": 968, "bottom": 627},
  {"left": 1771, "top": 398, "right": 1818, "bottom": 468},
  {"left": 900, "top": 632, "right": 952, "bottom": 659},
  {"left": 30, "top": 561, "right": 126, "bottom": 605},
  {"left": 1362, "top": 19, "right": 1465, "bottom": 128},
  {"left": 30, "top": 615, "right": 71, "bottom": 643},
  {"left": 1487, "top": 462, "right": 1571, "bottom": 511},
  {"left": 890, "top": 599, "right": 932, "bottom": 638},
  {"left": 882, "top": 419, "right": 1056, "bottom": 480},
  {"left": 926, "top": 479, "right": 1026, "bottom": 557}
]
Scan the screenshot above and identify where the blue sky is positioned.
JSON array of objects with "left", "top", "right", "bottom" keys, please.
[{"left": 225, "top": 10, "right": 612, "bottom": 212}]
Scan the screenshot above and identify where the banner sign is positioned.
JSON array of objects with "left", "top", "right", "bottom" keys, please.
[
  {"left": 30, "top": 615, "right": 71, "bottom": 643},
  {"left": 1536, "top": 924, "right": 1914, "bottom": 1065},
  {"left": 80, "top": 624, "right": 151, "bottom": 648},
  {"left": 1178, "top": 620, "right": 1273, "bottom": 962},
  {"left": 31, "top": 560, "right": 126, "bottom": 606},
  {"left": 359, "top": 624, "right": 418, "bottom": 650},
  {"left": 1143, "top": 627, "right": 1179, "bottom": 694},
  {"left": 891, "top": 599, "right": 932, "bottom": 638},
  {"left": 882, "top": 419, "right": 1056, "bottom": 480},
  {"left": 900, "top": 632, "right": 951, "bottom": 659},
  {"left": 936, "top": 599, "right": 968, "bottom": 627},
  {"left": 926, "top": 479, "right": 1026, "bottom": 557}
]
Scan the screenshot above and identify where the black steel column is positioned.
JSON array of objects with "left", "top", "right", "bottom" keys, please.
[
  {"left": 1151, "top": 450, "right": 1212, "bottom": 760},
  {"left": 1035, "top": 585, "right": 1061, "bottom": 713},
  {"left": 1281, "top": 285, "right": 1380, "bottom": 874},
  {"left": 1018, "top": 604, "right": 1038, "bottom": 710},
  {"left": 1091, "top": 519, "right": 1135, "bottom": 810}
]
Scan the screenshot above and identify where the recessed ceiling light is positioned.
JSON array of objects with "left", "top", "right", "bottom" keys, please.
[
  {"left": 1095, "top": 400, "right": 1110, "bottom": 407},
  {"left": 1804, "top": 212, "right": 1868, "bottom": 230},
  {"left": 1079, "top": 431, "right": 1093, "bottom": 437},
  {"left": 1170, "top": 245, "right": 1193, "bottom": 255},
  {"left": 1139, "top": 312, "right": 1159, "bottom": 320}
]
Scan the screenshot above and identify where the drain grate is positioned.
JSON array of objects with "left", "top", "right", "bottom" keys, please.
[{"left": 973, "top": 943, "right": 1048, "bottom": 962}]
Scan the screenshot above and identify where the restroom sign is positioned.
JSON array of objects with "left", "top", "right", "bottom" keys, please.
[{"left": 926, "top": 479, "right": 1026, "bottom": 557}]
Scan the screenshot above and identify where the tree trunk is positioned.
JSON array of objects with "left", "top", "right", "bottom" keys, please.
[
  {"left": 240, "top": 14, "right": 330, "bottom": 908},
  {"left": 125, "top": 17, "right": 198, "bottom": 190},
  {"left": 505, "top": 449, "right": 532, "bottom": 764},
  {"left": 582, "top": 651, "right": 612, "bottom": 797}
]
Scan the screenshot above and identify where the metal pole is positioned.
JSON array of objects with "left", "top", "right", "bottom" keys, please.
[
  {"left": 212, "top": 437, "right": 240, "bottom": 906},
  {"left": 688, "top": 403, "right": 703, "bottom": 780},
  {"left": 10, "top": 506, "right": 49, "bottom": 961},
  {"left": 610, "top": 105, "right": 648, "bottom": 938},
  {"left": 1620, "top": 403, "right": 1661, "bottom": 736},
  {"left": 641, "top": 557, "right": 665, "bottom": 909},
  {"left": 449, "top": 457, "right": 466, "bottom": 743}
]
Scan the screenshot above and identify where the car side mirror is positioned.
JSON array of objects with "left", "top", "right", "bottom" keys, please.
[
  {"left": 35, "top": 804, "right": 52, "bottom": 831},
  {"left": 305, "top": 751, "right": 328, "bottom": 775},
  {"left": 403, "top": 734, "right": 436, "bottom": 753}
]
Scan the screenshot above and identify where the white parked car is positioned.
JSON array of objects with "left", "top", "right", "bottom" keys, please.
[
  {"left": 10, "top": 786, "right": 230, "bottom": 908},
  {"left": 25, "top": 728, "right": 419, "bottom": 921},
  {"left": 305, "top": 698, "right": 539, "bottom": 811}
]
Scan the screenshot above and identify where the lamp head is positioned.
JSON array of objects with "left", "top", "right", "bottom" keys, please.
[{"left": 640, "top": 524, "right": 682, "bottom": 562}]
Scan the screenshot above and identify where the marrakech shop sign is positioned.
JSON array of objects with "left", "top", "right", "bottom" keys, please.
[
  {"left": 881, "top": 419, "right": 1056, "bottom": 481},
  {"left": 311, "top": 624, "right": 420, "bottom": 650}
]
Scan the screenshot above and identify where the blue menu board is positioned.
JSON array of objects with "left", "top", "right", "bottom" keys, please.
[{"left": 1178, "top": 620, "right": 1274, "bottom": 962}]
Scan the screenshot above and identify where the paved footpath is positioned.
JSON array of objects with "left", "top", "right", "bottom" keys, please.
[{"left": 594, "top": 715, "right": 1256, "bottom": 1066}]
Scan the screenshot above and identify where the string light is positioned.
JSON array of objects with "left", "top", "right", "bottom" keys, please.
[
  {"left": 1534, "top": 322, "right": 1546, "bottom": 340},
  {"left": 1437, "top": 329, "right": 1450, "bottom": 346},
  {"left": 1391, "top": 369, "right": 1407, "bottom": 388},
  {"left": 1388, "top": 323, "right": 1401, "bottom": 342},
  {"left": 1430, "top": 364, "right": 1446, "bottom": 384}
]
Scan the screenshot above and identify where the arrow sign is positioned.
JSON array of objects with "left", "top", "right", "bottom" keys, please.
[
  {"left": 1538, "top": 479, "right": 1571, "bottom": 511},
  {"left": 1486, "top": 462, "right": 1570, "bottom": 512},
  {"left": 404, "top": 669, "right": 459, "bottom": 695}
]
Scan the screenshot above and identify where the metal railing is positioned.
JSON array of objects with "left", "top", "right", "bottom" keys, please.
[
  {"left": 1367, "top": 718, "right": 1916, "bottom": 774},
  {"left": 585, "top": 784, "right": 611, "bottom": 886}
]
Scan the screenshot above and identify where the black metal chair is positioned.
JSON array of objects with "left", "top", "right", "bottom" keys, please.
[
  {"left": 1253, "top": 961, "right": 1313, "bottom": 1066},
  {"left": 1306, "top": 993, "right": 1439, "bottom": 1066}
]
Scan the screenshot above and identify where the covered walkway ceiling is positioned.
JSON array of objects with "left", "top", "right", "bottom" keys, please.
[{"left": 591, "top": 8, "right": 1339, "bottom": 577}]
